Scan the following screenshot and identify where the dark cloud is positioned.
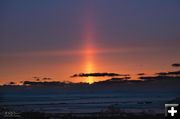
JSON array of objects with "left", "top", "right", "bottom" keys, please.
[
  {"left": 42, "top": 77, "right": 52, "bottom": 80},
  {"left": 156, "top": 71, "right": 180, "bottom": 76},
  {"left": 8, "top": 82, "right": 16, "bottom": 85},
  {"left": 71, "top": 72, "right": 129, "bottom": 78},
  {"left": 23, "top": 81, "right": 66, "bottom": 86},
  {"left": 137, "top": 73, "right": 146, "bottom": 76},
  {"left": 172, "top": 63, "right": 180, "bottom": 67},
  {"left": 32, "top": 77, "right": 52, "bottom": 81},
  {"left": 22, "top": 81, "right": 90, "bottom": 87},
  {"left": 139, "top": 76, "right": 180, "bottom": 80}
]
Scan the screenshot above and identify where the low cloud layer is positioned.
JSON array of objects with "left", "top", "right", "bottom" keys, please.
[
  {"left": 71, "top": 72, "right": 129, "bottom": 78},
  {"left": 139, "top": 70, "right": 180, "bottom": 80},
  {"left": 139, "top": 75, "right": 180, "bottom": 80},
  {"left": 156, "top": 71, "right": 180, "bottom": 76},
  {"left": 137, "top": 73, "right": 146, "bottom": 76},
  {"left": 172, "top": 63, "right": 180, "bottom": 67}
]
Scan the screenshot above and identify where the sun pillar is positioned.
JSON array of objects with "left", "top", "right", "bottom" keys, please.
[{"left": 83, "top": 8, "right": 95, "bottom": 84}]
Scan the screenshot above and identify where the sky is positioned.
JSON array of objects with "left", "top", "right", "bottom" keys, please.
[{"left": 0, "top": 0, "right": 180, "bottom": 84}]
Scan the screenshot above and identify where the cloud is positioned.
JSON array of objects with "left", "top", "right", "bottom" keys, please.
[
  {"left": 137, "top": 73, "right": 146, "bottom": 76},
  {"left": 32, "top": 77, "right": 52, "bottom": 81},
  {"left": 139, "top": 76, "right": 180, "bottom": 80},
  {"left": 139, "top": 70, "right": 180, "bottom": 80},
  {"left": 23, "top": 81, "right": 66, "bottom": 86},
  {"left": 156, "top": 71, "right": 180, "bottom": 76},
  {"left": 172, "top": 63, "right": 180, "bottom": 67},
  {"left": 71, "top": 72, "right": 129, "bottom": 78},
  {"left": 42, "top": 77, "right": 52, "bottom": 80}
]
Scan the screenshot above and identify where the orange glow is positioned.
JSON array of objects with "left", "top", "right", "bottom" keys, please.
[
  {"left": 1, "top": 2, "right": 179, "bottom": 85},
  {"left": 84, "top": 40, "right": 95, "bottom": 84},
  {"left": 85, "top": 55, "right": 94, "bottom": 84},
  {"left": 83, "top": 7, "right": 96, "bottom": 84}
]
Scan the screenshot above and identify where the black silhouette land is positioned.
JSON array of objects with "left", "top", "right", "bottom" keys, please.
[{"left": 0, "top": 64, "right": 180, "bottom": 119}]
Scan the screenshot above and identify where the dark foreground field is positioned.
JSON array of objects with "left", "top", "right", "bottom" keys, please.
[
  {"left": 1, "top": 78, "right": 179, "bottom": 119},
  {"left": 0, "top": 108, "right": 164, "bottom": 119}
]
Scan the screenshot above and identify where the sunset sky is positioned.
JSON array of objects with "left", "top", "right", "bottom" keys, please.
[{"left": 0, "top": 0, "right": 180, "bottom": 84}]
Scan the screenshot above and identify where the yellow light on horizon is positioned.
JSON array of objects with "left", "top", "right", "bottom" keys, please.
[
  {"left": 87, "top": 77, "right": 94, "bottom": 84},
  {"left": 85, "top": 58, "right": 94, "bottom": 84}
]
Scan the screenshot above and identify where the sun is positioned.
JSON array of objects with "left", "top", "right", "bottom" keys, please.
[
  {"left": 87, "top": 77, "right": 94, "bottom": 84},
  {"left": 85, "top": 60, "right": 94, "bottom": 84}
]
